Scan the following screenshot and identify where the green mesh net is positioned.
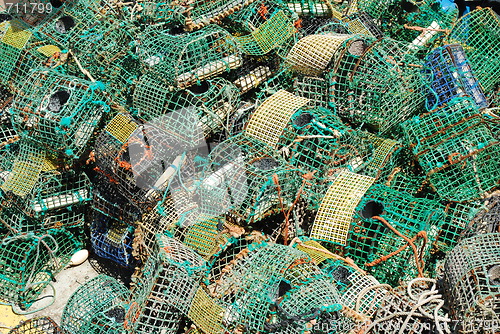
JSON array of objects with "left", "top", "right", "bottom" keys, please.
[
  {"left": 134, "top": 74, "right": 241, "bottom": 137},
  {"left": 137, "top": 24, "right": 241, "bottom": 88},
  {"left": 443, "top": 233, "right": 500, "bottom": 333},
  {"left": 199, "top": 133, "right": 302, "bottom": 225},
  {"left": 447, "top": 7, "right": 500, "bottom": 95},
  {"left": 0, "top": 228, "right": 81, "bottom": 310},
  {"left": 346, "top": 184, "right": 444, "bottom": 285},
  {"left": 0, "top": 19, "right": 58, "bottom": 91},
  {"left": 401, "top": 96, "right": 500, "bottom": 202},
  {"left": 61, "top": 275, "right": 131, "bottom": 334},
  {"left": 129, "top": 234, "right": 205, "bottom": 333},
  {"left": 193, "top": 241, "right": 346, "bottom": 334},
  {"left": 10, "top": 69, "right": 109, "bottom": 158},
  {"left": 1, "top": 170, "right": 90, "bottom": 218},
  {"left": 329, "top": 36, "right": 428, "bottom": 134},
  {"left": 355, "top": 0, "right": 457, "bottom": 44},
  {"left": 227, "top": 1, "right": 297, "bottom": 56}
]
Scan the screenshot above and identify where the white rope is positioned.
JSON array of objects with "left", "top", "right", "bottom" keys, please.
[{"left": 363, "top": 278, "right": 451, "bottom": 334}]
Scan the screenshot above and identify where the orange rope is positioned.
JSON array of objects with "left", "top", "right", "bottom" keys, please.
[{"left": 365, "top": 216, "right": 427, "bottom": 277}]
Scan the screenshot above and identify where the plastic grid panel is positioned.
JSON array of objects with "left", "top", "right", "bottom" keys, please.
[
  {"left": 188, "top": 286, "right": 225, "bottom": 334},
  {"left": 402, "top": 97, "right": 500, "bottom": 201},
  {"left": 286, "top": 33, "right": 352, "bottom": 76},
  {"left": 310, "top": 170, "right": 375, "bottom": 245},
  {"left": 10, "top": 70, "right": 107, "bottom": 157},
  {"left": 245, "top": 90, "right": 310, "bottom": 148},
  {"left": 448, "top": 8, "right": 500, "bottom": 94},
  {"left": 425, "top": 44, "right": 487, "bottom": 110}
]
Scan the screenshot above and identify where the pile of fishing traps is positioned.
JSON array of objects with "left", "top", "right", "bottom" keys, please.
[{"left": 0, "top": 0, "right": 500, "bottom": 332}]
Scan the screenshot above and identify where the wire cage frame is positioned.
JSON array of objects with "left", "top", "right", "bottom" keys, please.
[
  {"left": 353, "top": 0, "right": 458, "bottom": 44},
  {"left": 61, "top": 274, "right": 131, "bottom": 334},
  {"left": 443, "top": 233, "right": 500, "bottom": 334},
  {"left": 137, "top": 24, "right": 242, "bottom": 89},
  {"left": 1, "top": 169, "right": 91, "bottom": 219},
  {"left": 309, "top": 170, "right": 375, "bottom": 246},
  {"left": 133, "top": 74, "right": 241, "bottom": 138},
  {"left": 198, "top": 133, "right": 302, "bottom": 225},
  {"left": 329, "top": 36, "right": 428, "bottom": 134},
  {"left": 425, "top": 44, "right": 488, "bottom": 110},
  {"left": 128, "top": 234, "right": 206, "bottom": 333},
  {"left": 293, "top": 239, "right": 389, "bottom": 317},
  {"left": 193, "top": 241, "right": 345, "bottom": 334},
  {"left": 228, "top": 1, "right": 298, "bottom": 56},
  {"left": 346, "top": 184, "right": 445, "bottom": 285},
  {"left": 10, "top": 69, "right": 109, "bottom": 158},
  {"left": 0, "top": 228, "right": 82, "bottom": 309},
  {"left": 447, "top": 7, "right": 500, "bottom": 95},
  {"left": 8, "top": 316, "right": 64, "bottom": 334},
  {"left": 0, "top": 203, "right": 86, "bottom": 233},
  {"left": 90, "top": 213, "right": 136, "bottom": 268},
  {"left": 401, "top": 96, "right": 500, "bottom": 202}
]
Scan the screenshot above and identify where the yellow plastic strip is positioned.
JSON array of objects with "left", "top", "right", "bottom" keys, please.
[
  {"left": 245, "top": 90, "right": 309, "bottom": 148},
  {"left": 310, "top": 170, "right": 375, "bottom": 245}
]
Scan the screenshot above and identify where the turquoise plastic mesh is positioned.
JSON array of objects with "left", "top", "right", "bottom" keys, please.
[
  {"left": 10, "top": 69, "right": 109, "bottom": 158},
  {"left": 346, "top": 184, "right": 444, "bottom": 285},
  {"left": 401, "top": 96, "right": 500, "bottom": 202},
  {"left": 0, "top": 228, "right": 81, "bottom": 309},
  {"left": 447, "top": 7, "right": 500, "bottom": 95},
  {"left": 61, "top": 275, "right": 131, "bottom": 334},
  {"left": 137, "top": 24, "right": 241, "bottom": 88},
  {"left": 443, "top": 233, "right": 500, "bottom": 333}
]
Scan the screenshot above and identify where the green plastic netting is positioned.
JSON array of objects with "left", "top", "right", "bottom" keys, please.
[
  {"left": 346, "top": 184, "right": 444, "bottom": 285},
  {"left": 191, "top": 241, "right": 346, "bottom": 334},
  {"left": 443, "top": 233, "right": 500, "bottom": 334},
  {"left": 228, "top": 1, "right": 297, "bottom": 56},
  {"left": 447, "top": 7, "right": 500, "bottom": 95},
  {"left": 134, "top": 74, "right": 241, "bottom": 137},
  {"left": 329, "top": 36, "right": 428, "bottom": 134},
  {"left": 61, "top": 274, "right": 131, "bottom": 334},
  {"left": 10, "top": 69, "right": 109, "bottom": 158},
  {"left": 137, "top": 24, "right": 241, "bottom": 88},
  {"left": 0, "top": 228, "right": 81, "bottom": 310},
  {"left": 199, "top": 133, "right": 302, "bottom": 225},
  {"left": 401, "top": 96, "right": 500, "bottom": 202},
  {"left": 8, "top": 317, "right": 63, "bottom": 334},
  {"left": 354, "top": 0, "right": 457, "bottom": 44}
]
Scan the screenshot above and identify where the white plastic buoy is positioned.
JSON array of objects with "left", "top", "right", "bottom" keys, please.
[{"left": 69, "top": 249, "right": 89, "bottom": 266}]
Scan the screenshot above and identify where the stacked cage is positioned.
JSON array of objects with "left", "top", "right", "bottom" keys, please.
[
  {"left": 8, "top": 317, "right": 63, "bottom": 334},
  {"left": 401, "top": 96, "right": 500, "bottom": 202},
  {"left": 61, "top": 274, "right": 131, "bottom": 334},
  {"left": 443, "top": 233, "right": 500, "bottom": 334},
  {"left": 0, "top": 228, "right": 81, "bottom": 310},
  {"left": 329, "top": 36, "right": 428, "bottom": 134},
  {"left": 425, "top": 44, "right": 488, "bottom": 110},
  {"left": 447, "top": 7, "right": 500, "bottom": 97},
  {"left": 137, "top": 24, "right": 242, "bottom": 89}
]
